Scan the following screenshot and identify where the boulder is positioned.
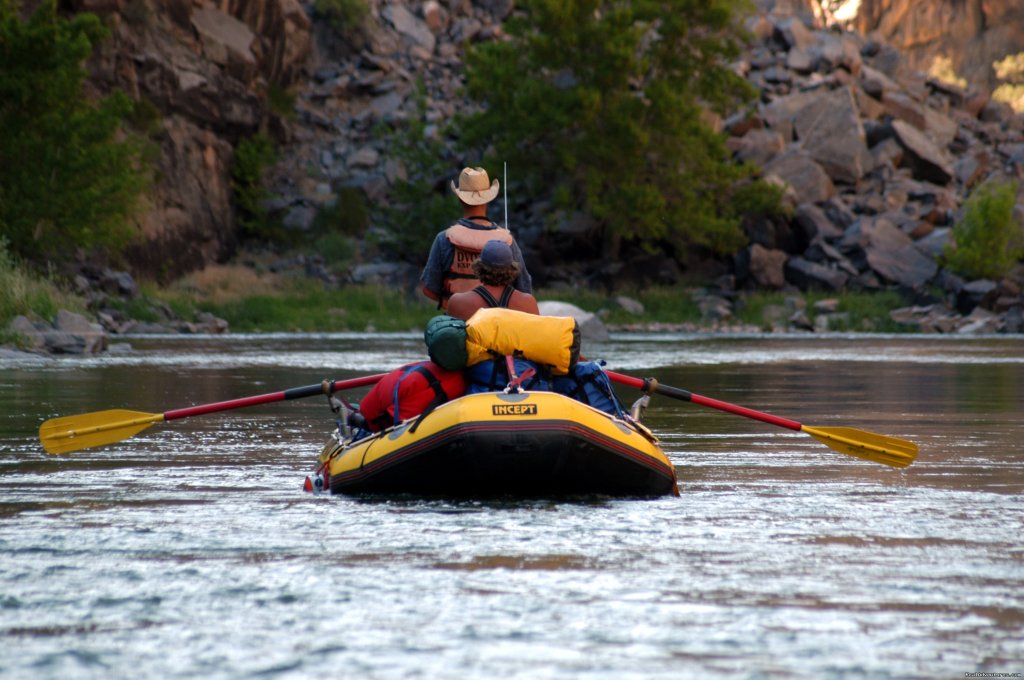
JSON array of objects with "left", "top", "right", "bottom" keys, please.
[
  {"left": 913, "top": 227, "right": 953, "bottom": 258},
  {"left": 539, "top": 301, "right": 609, "bottom": 342},
  {"left": 737, "top": 244, "right": 788, "bottom": 289},
  {"left": 792, "top": 86, "right": 873, "bottom": 184},
  {"left": 763, "top": 149, "right": 836, "bottom": 205},
  {"left": 44, "top": 311, "right": 108, "bottom": 355},
  {"left": 615, "top": 296, "right": 645, "bottom": 315},
  {"left": 773, "top": 16, "right": 818, "bottom": 50},
  {"left": 890, "top": 119, "right": 954, "bottom": 185},
  {"left": 382, "top": 4, "right": 436, "bottom": 53},
  {"left": 696, "top": 293, "right": 734, "bottom": 324},
  {"left": 7, "top": 316, "right": 47, "bottom": 353},
  {"left": 865, "top": 244, "right": 939, "bottom": 288},
  {"left": 735, "top": 128, "right": 787, "bottom": 166},
  {"left": 227, "top": 0, "right": 313, "bottom": 85},
  {"left": 793, "top": 203, "right": 844, "bottom": 243},
  {"left": 956, "top": 279, "right": 999, "bottom": 314},
  {"left": 191, "top": 5, "right": 257, "bottom": 80},
  {"left": 955, "top": 306, "right": 1003, "bottom": 334},
  {"left": 784, "top": 257, "right": 850, "bottom": 291},
  {"left": 803, "top": 240, "right": 859, "bottom": 276}
]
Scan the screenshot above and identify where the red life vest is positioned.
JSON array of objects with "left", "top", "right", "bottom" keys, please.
[
  {"left": 442, "top": 220, "right": 514, "bottom": 301},
  {"left": 358, "top": 361, "right": 467, "bottom": 431}
]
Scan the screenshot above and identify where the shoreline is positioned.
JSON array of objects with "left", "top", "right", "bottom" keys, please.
[
  {"left": 4, "top": 257, "right": 1022, "bottom": 357},
  {"left": 3, "top": 301, "right": 1019, "bottom": 361}
]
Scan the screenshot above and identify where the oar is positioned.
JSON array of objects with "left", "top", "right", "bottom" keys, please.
[
  {"left": 39, "top": 374, "right": 387, "bottom": 455},
  {"left": 605, "top": 371, "right": 918, "bottom": 468}
]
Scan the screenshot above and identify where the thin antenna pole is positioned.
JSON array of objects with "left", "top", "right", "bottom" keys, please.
[{"left": 503, "top": 161, "right": 509, "bottom": 232}]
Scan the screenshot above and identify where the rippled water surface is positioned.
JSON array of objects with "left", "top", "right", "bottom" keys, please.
[{"left": 2, "top": 333, "right": 1022, "bottom": 679}]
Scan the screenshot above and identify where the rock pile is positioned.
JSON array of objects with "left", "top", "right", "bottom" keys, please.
[
  {"left": 265, "top": 0, "right": 512, "bottom": 223},
  {"left": 4, "top": 265, "right": 229, "bottom": 357},
  {"left": 724, "top": 12, "right": 1024, "bottom": 332},
  {"left": 9, "top": 311, "right": 108, "bottom": 356},
  {"left": 264, "top": 3, "right": 1023, "bottom": 333}
]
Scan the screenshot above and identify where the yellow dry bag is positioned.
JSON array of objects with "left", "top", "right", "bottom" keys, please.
[{"left": 465, "top": 308, "right": 580, "bottom": 375}]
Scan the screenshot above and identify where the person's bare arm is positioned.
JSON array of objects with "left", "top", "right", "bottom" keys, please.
[{"left": 512, "top": 292, "right": 540, "bottom": 316}]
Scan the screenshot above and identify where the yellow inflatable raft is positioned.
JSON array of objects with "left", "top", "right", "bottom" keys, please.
[{"left": 316, "top": 390, "right": 679, "bottom": 498}]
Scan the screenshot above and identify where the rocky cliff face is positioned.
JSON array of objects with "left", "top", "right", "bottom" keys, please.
[
  {"left": 772, "top": 0, "right": 1024, "bottom": 96},
  {"left": 71, "top": 0, "right": 1024, "bottom": 335},
  {"left": 853, "top": 0, "right": 1024, "bottom": 96},
  {"left": 718, "top": 5, "right": 1023, "bottom": 333},
  {"left": 73, "top": 0, "right": 312, "bottom": 281}
]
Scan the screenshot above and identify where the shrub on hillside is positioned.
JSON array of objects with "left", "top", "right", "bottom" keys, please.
[
  {"left": 457, "top": 0, "right": 778, "bottom": 256},
  {"left": 231, "top": 133, "right": 280, "bottom": 240},
  {"left": 944, "top": 179, "right": 1024, "bottom": 280},
  {"left": 0, "top": 1, "right": 148, "bottom": 263},
  {"left": 314, "top": 0, "right": 368, "bottom": 36}
]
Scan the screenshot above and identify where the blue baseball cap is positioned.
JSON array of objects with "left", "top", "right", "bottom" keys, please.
[{"left": 480, "top": 240, "right": 514, "bottom": 267}]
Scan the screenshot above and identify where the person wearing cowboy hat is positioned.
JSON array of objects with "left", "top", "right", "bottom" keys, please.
[
  {"left": 446, "top": 239, "right": 540, "bottom": 321},
  {"left": 418, "top": 167, "right": 533, "bottom": 310}
]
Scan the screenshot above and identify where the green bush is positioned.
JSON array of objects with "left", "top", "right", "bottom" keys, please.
[
  {"left": 231, "top": 133, "right": 280, "bottom": 240},
  {"left": 267, "top": 83, "right": 297, "bottom": 119},
  {"left": 314, "top": 0, "right": 369, "bottom": 35},
  {"left": 306, "top": 186, "right": 367, "bottom": 269},
  {"left": 312, "top": 230, "right": 357, "bottom": 267},
  {"left": 0, "top": 1, "right": 148, "bottom": 263},
  {"left": 944, "top": 179, "right": 1024, "bottom": 280},
  {"left": 313, "top": 186, "right": 369, "bottom": 238},
  {"left": 458, "top": 0, "right": 774, "bottom": 256}
]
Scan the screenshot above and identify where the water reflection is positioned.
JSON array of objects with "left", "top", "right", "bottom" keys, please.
[{"left": 1, "top": 333, "right": 1022, "bottom": 678}]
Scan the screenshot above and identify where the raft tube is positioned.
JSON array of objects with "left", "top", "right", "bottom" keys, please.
[{"left": 318, "top": 391, "right": 679, "bottom": 498}]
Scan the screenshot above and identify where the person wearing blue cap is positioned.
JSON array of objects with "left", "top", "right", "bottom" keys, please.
[
  {"left": 446, "top": 240, "right": 539, "bottom": 321},
  {"left": 419, "top": 166, "right": 533, "bottom": 310}
]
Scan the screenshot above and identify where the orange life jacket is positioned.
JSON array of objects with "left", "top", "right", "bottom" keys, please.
[{"left": 442, "top": 219, "right": 514, "bottom": 301}]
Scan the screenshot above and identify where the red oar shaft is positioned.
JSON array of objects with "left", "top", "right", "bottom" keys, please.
[
  {"left": 688, "top": 392, "right": 802, "bottom": 431},
  {"left": 605, "top": 370, "right": 803, "bottom": 431},
  {"left": 602, "top": 369, "right": 917, "bottom": 468},
  {"left": 164, "top": 374, "right": 386, "bottom": 421}
]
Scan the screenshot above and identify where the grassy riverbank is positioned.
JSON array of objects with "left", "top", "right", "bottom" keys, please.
[
  {"left": 154, "top": 277, "right": 909, "bottom": 333},
  {"left": 135, "top": 256, "right": 908, "bottom": 333},
  {"left": 2, "top": 248, "right": 912, "bottom": 338},
  {"left": 0, "top": 244, "right": 86, "bottom": 346}
]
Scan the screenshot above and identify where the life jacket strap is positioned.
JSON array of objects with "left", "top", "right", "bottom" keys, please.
[{"left": 393, "top": 362, "right": 451, "bottom": 430}]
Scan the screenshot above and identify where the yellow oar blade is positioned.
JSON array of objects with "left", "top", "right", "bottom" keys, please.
[
  {"left": 802, "top": 425, "right": 919, "bottom": 469},
  {"left": 39, "top": 409, "right": 164, "bottom": 454}
]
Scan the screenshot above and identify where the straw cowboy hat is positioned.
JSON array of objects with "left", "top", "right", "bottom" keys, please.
[{"left": 450, "top": 167, "right": 499, "bottom": 205}]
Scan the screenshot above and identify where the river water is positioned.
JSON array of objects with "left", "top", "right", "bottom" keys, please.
[{"left": 1, "top": 333, "right": 1022, "bottom": 679}]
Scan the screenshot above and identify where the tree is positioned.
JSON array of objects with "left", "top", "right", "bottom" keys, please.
[
  {"left": 458, "top": 0, "right": 776, "bottom": 256},
  {"left": 0, "top": 0, "right": 147, "bottom": 263}
]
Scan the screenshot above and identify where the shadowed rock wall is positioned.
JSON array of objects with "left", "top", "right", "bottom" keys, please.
[
  {"left": 71, "top": 0, "right": 312, "bottom": 281},
  {"left": 853, "top": 0, "right": 1024, "bottom": 95}
]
